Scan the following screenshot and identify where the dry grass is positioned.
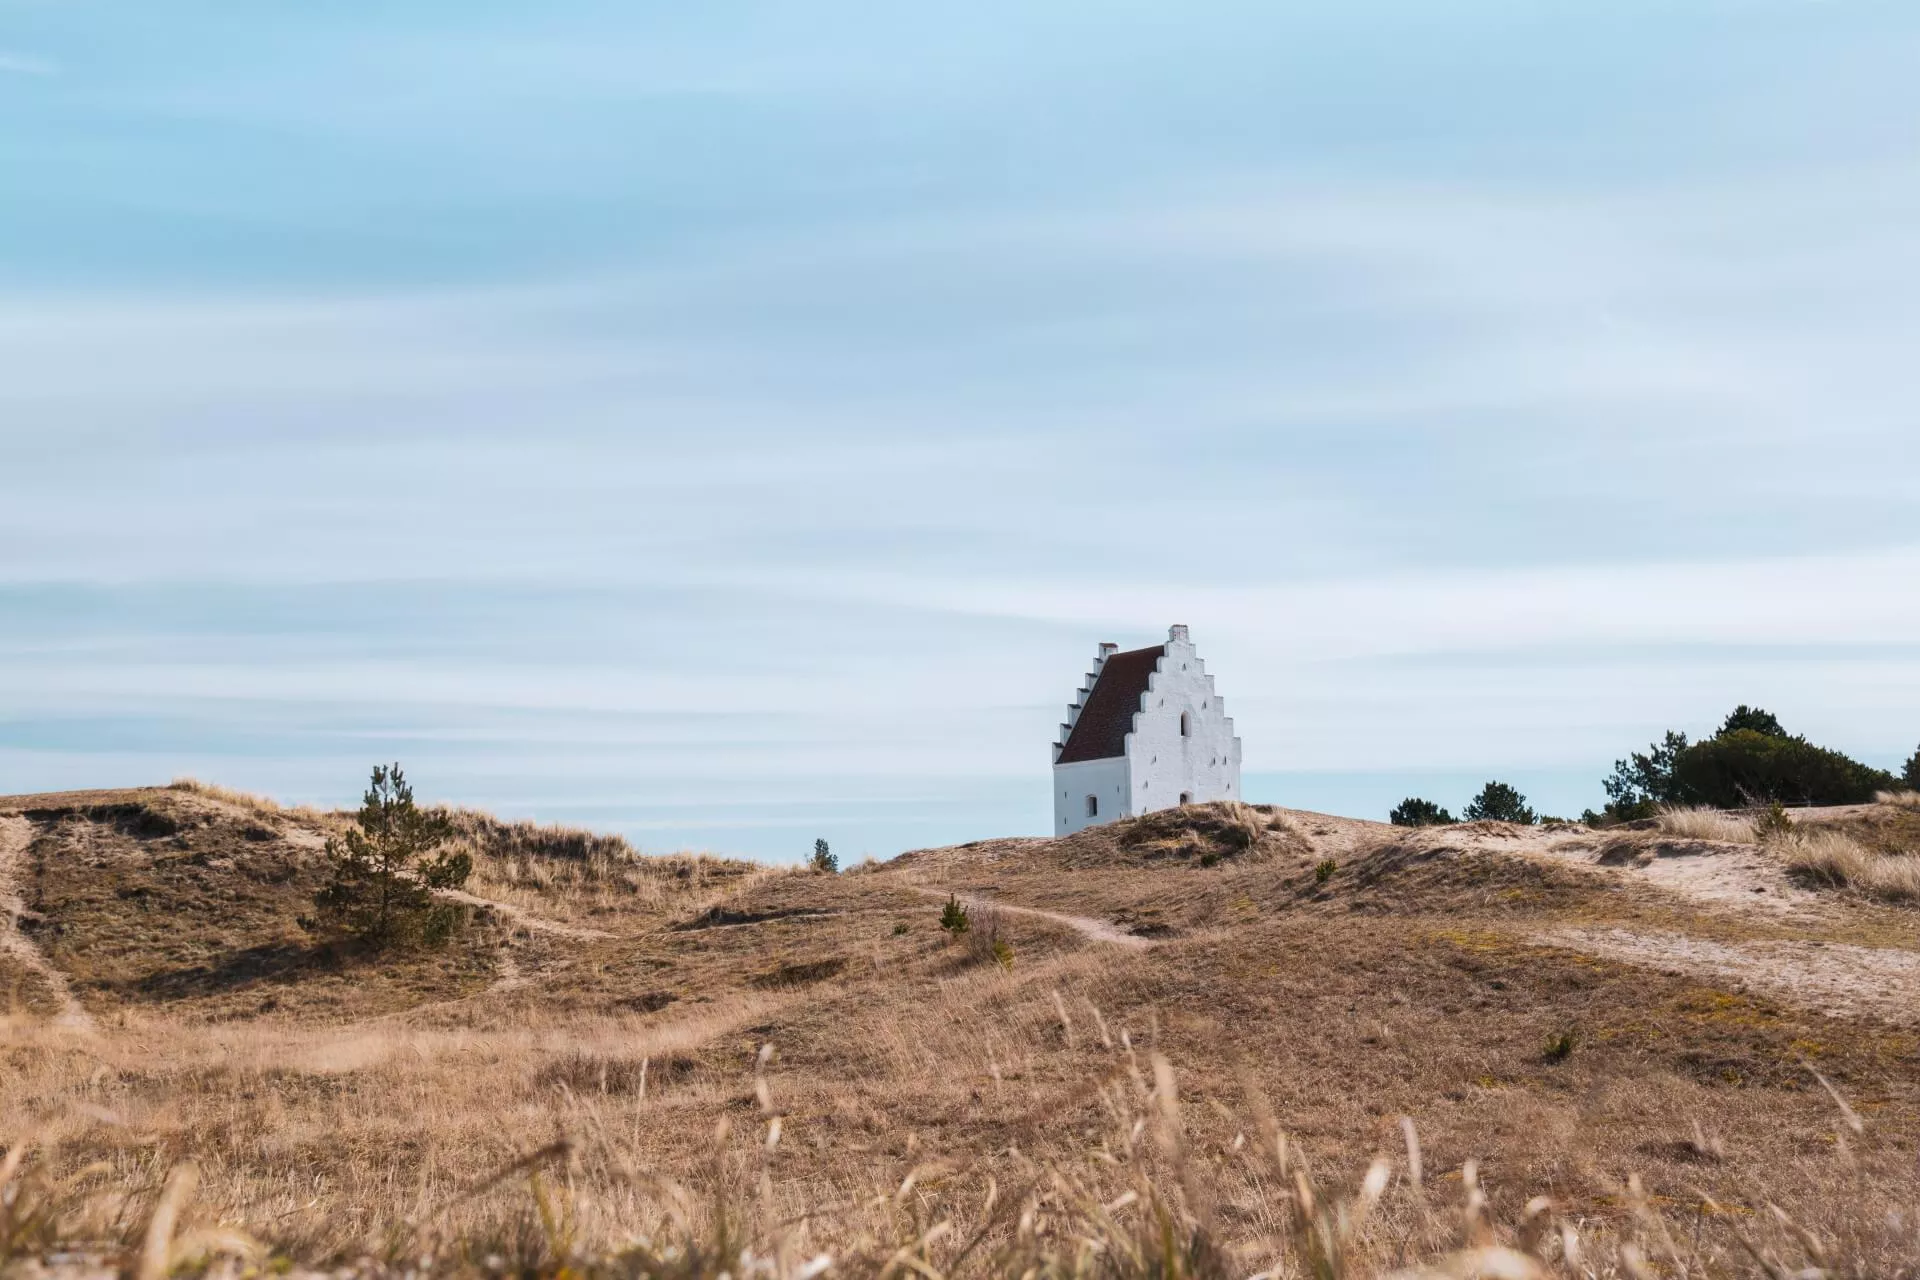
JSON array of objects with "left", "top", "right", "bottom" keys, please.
[
  {"left": 1654, "top": 805, "right": 1757, "bottom": 843},
  {"left": 451, "top": 811, "right": 770, "bottom": 925},
  {"left": 6, "top": 786, "right": 1920, "bottom": 1276},
  {"left": 445, "top": 809, "right": 642, "bottom": 864},
  {"left": 1111, "top": 801, "right": 1304, "bottom": 867},
  {"left": 166, "top": 777, "right": 333, "bottom": 825},
  {"left": 1, "top": 1008, "right": 1907, "bottom": 1279},
  {"left": 960, "top": 904, "right": 1013, "bottom": 969},
  {"left": 1877, "top": 789, "right": 1920, "bottom": 809},
  {"left": 1775, "top": 827, "right": 1920, "bottom": 902}
]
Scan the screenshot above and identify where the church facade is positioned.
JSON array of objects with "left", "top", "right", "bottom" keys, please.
[{"left": 1051, "top": 625, "right": 1243, "bottom": 834}]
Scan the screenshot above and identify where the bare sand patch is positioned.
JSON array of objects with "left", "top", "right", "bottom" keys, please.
[
  {"left": 1480, "top": 824, "right": 1826, "bottom": 917},
  {"left": 1542, "top": 925, "right": 1920, "bottom": 1026}
]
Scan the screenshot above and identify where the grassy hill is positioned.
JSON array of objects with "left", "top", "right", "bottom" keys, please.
[{"left": 3, "top": 784, "right": 1917, "bottom": 1276}]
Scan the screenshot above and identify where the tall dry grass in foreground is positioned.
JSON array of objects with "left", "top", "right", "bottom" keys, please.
[
  {"left": 1877, "top": 790, "right": 1920, "bottom": 810},
  {"left": 3, "top": 1007, "right": 1910, "bottom": 1279}
]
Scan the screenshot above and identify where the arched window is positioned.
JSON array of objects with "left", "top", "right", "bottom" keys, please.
[
  {"left": 1179, "top": 711, "right": 1191, "bottom": 737},
  {"left": 1179, "top": 792, "right": 1191, "bottom": 806}
]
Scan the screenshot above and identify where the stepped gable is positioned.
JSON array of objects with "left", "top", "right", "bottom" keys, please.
[{"left": 1055, "top": 644, "right": 1164, "bottom": 763}]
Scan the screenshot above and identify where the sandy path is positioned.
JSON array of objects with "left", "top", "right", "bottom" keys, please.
[
  {"left": 919, "top": 888, "right": 1153, "bottom": 950},
  {"left": 0, "top": 815, "right": 95, "bottom": 1031},
  {"left": 1542, "top": 925, "right": 1920, "bottom": 1026},
  {"left": 436, "top": 888, "right": 613, "bottom": 941}
]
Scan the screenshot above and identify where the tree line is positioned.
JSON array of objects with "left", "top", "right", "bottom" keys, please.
[{"left": 1391, "top": 706, "right": 1920, "bottom": 829}]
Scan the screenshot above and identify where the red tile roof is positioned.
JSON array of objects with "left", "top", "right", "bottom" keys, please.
[{"left": 1055, "top": 644, "right": 1164, "bottom": 763}]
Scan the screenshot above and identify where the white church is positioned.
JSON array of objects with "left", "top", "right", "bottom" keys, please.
[{"left": 1052, "top": 625, "right": 1243, "bottom": 834}]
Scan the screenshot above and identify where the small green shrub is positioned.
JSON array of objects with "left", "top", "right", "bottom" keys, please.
[
  {"left": 1755, "top": 800, "right": 1794, "bottom": 842},
  {"left": 810, "top": 837, "right": 838, "bottom": 874},
  {"left": 991, "top": 939, "right": 1014, "bottom": 971},
  {"left": 1543, "top": 1030, "right": 1577, "bottom": 1063},
  {"left": 1389, "top": 797, "right": 1454, "bottom": 827},
  {"left": 939, "top": 894, "right": 970, "bottom": 933},
  {"left": 891, "top": 921, "right": 910, "bottom": 936},
  {"left": 1314, "top": 858, "right": 1337, "bottom": 884},
  {"left": 1464, "top": 781, "right": 1535, "bottom": 825}
]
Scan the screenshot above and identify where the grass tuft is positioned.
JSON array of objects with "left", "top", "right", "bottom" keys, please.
[
  {"left": 963, "top": 905, "right": 1010, "bottom": 969},
  {"left": 1654, "top": 806, "right": 1758, "bottom": 843},
  {"left": 1773, "top": 827, "right": 1920, "bottom": 902}
]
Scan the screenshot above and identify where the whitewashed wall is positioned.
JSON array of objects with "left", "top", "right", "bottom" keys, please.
[
  {"left": 1125, "top": 626, "right": 1241, "bottom": 816},
  {"left": 1052, "top": 756, "right": 1131, "bottom": 835},
  {"left": 1050, "top": 626, "right": 1242, "bottom": 834}
]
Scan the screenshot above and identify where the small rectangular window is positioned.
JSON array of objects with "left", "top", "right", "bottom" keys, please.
[{"left": 1085, "top": 795, "right": 1099, "bottom": 818}]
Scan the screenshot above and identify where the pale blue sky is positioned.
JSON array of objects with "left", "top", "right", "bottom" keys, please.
[{"left": 4, "top": 1, "right": 1918, "bottom": 859}]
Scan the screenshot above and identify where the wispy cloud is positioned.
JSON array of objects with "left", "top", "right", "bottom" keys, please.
[
  {"left": 5, "top": 1, "right": 1919, "bottom": 852},
  {"left": 0, "top": 50, "right": 58, "bottom": 77}
]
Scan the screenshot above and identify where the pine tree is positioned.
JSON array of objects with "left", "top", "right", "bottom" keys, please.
[
  {"left": 1904, "top": 744, "right": 1920, "bottom": 792},
  {"left": 1464, "top": 781, "right": 1536, "bottom": 825},
  {"left": 810, "top": 837, "right": 838, "bottom": 874},
  {"left": 1603, "top": 730, "right": 1690, "bottom": 812},
  {"left": 1718, "top": 705, "right": 1787, "bottom": 739},
  {"left": 1389, "top": 797, "right": 1454, "bottom": 827},
  {"left": 309, "top": 764, "right": 471, "bottom": 948},
  {"left": 939, "top": 894, "right": 970, "bottom": 933}
]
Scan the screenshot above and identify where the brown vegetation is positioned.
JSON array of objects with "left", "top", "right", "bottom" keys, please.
[
  {"left": 3, "top": 790, "right": 1918, "bottom": 1277},
  {"left": 1654, "top": 805, "right": 1757, "bottom": 844},
  {"left": 1776, "top": 828, "right": 1920, "bottom": 903},
  {"left": 448, "top": 810, "right": 766, "bottom": 927}
]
